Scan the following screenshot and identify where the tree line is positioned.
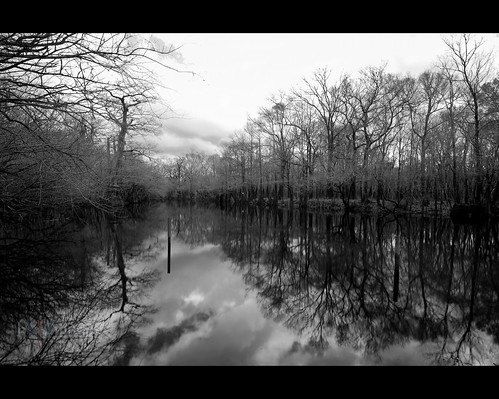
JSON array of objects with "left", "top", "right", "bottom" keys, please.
[
  {"left": 0, "top": 33, "right": 183, "bottom": 221},
  {"left": 163, "top": 34, "right": 499, "bottom": 217}
]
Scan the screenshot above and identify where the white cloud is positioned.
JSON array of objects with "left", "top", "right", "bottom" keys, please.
[
  {"left": 149, "top": 33, "right": 499, "bottom": 159},
  {"left": 143, "top": 123, "right": 224, "bottom": 159},
  {"left": 183, "top": 290, "right": 205, "bottom": 306}
]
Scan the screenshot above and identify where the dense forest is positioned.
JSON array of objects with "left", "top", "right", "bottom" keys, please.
[
  {"left": 1, "top": 33, "right": 499, "bottom": 223},
  {"left": 162, "top": 34, "right": 499, "bottom": 219},
  {"left": 0, "top": 33, "right": 181, "bottom": 222}
]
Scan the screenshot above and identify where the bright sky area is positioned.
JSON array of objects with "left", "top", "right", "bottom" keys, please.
[{"left": 145, "top": 33, "right": 499, "bottom": 159}]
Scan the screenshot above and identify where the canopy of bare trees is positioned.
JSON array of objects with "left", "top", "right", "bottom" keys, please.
[
  {"left": 0, "top": 33, "right": 183, "bottom": 219},
  {"left": 163, "top": 35, "right": 499, "bottom": 218}
]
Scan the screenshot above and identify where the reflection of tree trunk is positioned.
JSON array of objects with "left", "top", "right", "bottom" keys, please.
[
  {"left": 393, "top": 220, "right": 400, "bottom": 303},
  {"left": 306, "top": 212, "right": 313, "bottom": 292},
  {"left": 79, "top": 238, "right": 88, "bottom": 289},
  {"left": 326, "top": 214, "right": 332, "bottom": 273},
  {"left": 468, "top": 225, "right": 480, "bottom": 329},
  {"left": 110, "top": 222, "right": 128, "bottom": 312},
  {"left": 240, "top": 206, "right": 246, "bottom": 251},
  {"left": 455, "top": 225, "right": 481, "bottom": 359},
  {"left": 105, "top": 229, "right": 112, "bottom": 266},
  {"left": 444, "top": 224, "right": 458, "bottom": 323},
  {"left": 419, "top": 221, "right": 428, "bottom": 333},
  {"left": 257, "top": 209, "right": 262, "bottom": 271},
  {"left": 304, "top": 213, "right": 310, "bottom": 288},
  {"left": 436, "top": 223, "right": 459, "bottom": 360},
  {"left": 359, "top": 217, "right": 370, "bottom": 317}
]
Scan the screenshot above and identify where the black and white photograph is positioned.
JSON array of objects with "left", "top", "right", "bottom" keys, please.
[{"left": 1, "top": 33, "right": 499, "bottom": 366}]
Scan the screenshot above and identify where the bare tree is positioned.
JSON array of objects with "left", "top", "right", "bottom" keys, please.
[
  {"left": 0, "top": 33, "right": 186, "bottom": 215},
  {"left": 443, "top": 34, "right": 495, "bottom": 205},
  {"left": 408, "top": 70, "right": 448, "bottom": 204},
  {"left": 294, "top": 68, "right": 344, "bottom": 198}
]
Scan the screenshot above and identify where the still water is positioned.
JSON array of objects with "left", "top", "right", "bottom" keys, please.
[{"left": 1, "top": 202, "right": 498, "bottom": 365}]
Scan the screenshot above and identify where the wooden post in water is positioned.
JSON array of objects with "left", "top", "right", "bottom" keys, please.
[{"left": 167, "top": 217, "right": 171, "bottom": 273}]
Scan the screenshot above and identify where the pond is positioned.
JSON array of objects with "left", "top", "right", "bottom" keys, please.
[{"left": 1, "top": 202, "right": 498, "bottom": 365}]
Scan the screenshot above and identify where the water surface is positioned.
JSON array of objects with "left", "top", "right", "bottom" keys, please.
[{"left": 1, "top": 203, "right": 498, "bottom": 365}]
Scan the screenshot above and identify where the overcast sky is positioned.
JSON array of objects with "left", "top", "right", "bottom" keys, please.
[{"left": 146, "top": 33, "right": 499, "bottom": 159}]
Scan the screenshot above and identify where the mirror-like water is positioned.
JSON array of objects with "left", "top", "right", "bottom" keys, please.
[{"left": 1, "top": 202, "right": 498, "bottom": 365}]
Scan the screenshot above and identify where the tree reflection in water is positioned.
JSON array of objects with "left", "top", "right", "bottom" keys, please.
[
  {"left": 2, "top": 202, "right": 498, "bottom": 365},
  {"left": 0, "top": 206, "right": 161, "bottom": 365},
  {"left": 164, "top": 204, "right": 499, "bottom": 365}
]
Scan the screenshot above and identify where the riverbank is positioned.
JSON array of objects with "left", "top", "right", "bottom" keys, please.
[
  {"left": 252, "top": 198, "right": 498, "bottom": 223},
  {"left": 261, "top": 198, "right": 453, "bottom": 216}
]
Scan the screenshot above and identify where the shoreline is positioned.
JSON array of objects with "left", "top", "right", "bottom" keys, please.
[
  {"left": 239, "top": 197, "right": 499, "bottom": 223},
  {"left": 256, "top": 198, "right": 453, "bottom": 217}
]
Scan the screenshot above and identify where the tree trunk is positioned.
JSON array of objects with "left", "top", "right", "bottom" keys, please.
[
  {"left": 327, "top": 132, "right": 334, "bottom": 198},
  {"left": 449, "top": 98, "right": 459, "bottom": 204},
  {"left": 112, "top": 97, "right": 128, "bottom": 189},
  {"left": 472, "top": 95, "right": 483, "bottom": 204},
  {"left": 420, "top": 137, "right": 426, "bottom": 201}
]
